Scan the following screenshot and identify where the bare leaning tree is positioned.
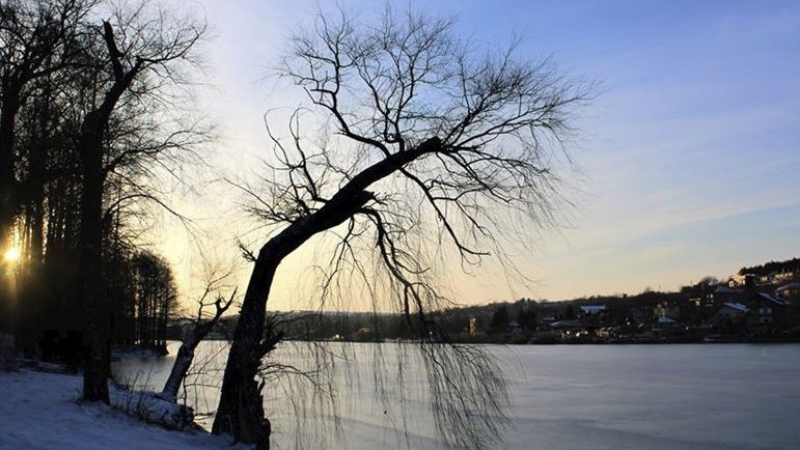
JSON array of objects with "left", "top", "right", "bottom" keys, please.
[
  {"left": 160, "top": 266, "right": 236, "bottom": 403},
  {"left": 213, "top": 7, "right": 591, "bottom": 450}
]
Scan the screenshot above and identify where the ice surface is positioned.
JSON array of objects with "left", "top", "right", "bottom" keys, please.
[{"left": 112, "top": 342, "right": 800, "bottom": 450}]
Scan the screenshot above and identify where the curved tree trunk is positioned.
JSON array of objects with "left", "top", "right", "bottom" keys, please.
[
  {"left": 211, "top": 215, "right": 368, "bottom": 449},
  {"left": 160, "top": 342, "right": 194, "bottom": 402},
  {"left": 212, "top": 138, "right": 439, "bottom": 449},
  {"left": 211, "top": 253, "right": 281, "bottom": 450},
  {"left": 162, "top": 290, "right": 234, "bottom": 402}
]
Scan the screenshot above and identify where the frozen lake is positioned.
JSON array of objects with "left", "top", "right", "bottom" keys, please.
[{"left": 113, "top": 342, "right": 800, "bottom": 450}]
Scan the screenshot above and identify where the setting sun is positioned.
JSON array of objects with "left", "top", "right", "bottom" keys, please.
[{"left": 3, "top": 247, "right": 20, "bottom": 263}]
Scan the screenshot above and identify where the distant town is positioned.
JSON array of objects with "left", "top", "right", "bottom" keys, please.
[{"left": 216, "top": 257, "right": 800, "bottom": 344}]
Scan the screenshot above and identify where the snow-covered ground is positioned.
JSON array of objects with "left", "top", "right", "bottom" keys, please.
[{"left": 0, "top": 370, "right": 247, "bottom": 450}]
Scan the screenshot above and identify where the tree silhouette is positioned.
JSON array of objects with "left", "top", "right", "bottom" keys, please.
[
  {"left": 489, "top": 306, "right": 510, "bottom": 335},
  {"left": 73, "top": 2, "right": 204, "bottom": 403},
  {"left": 0, "top": 0, "right": 93, "bottom": 334},
  {"left": 565, "top": 304, "right": 577, "bottom": 320},
  {"left": 214, "top": 7, "right": 590, "bottom": 450},
  {"left": 518, "top": 303, "right": 538, "bottom": 332}
]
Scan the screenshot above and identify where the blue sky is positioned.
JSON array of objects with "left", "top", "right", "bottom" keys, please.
[{"left": 171, "top": 0, "right": 800, "bottom": 305}]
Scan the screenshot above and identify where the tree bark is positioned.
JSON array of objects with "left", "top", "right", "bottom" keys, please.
[
  {"left": 160, "top": 339, "right": 195, "bottom": 402},
  {"left": 211, "top": 252, "right": 281, "bottom": 450},
  {"left": 78, "top": 109, "right": 111, "bottom": 403}
]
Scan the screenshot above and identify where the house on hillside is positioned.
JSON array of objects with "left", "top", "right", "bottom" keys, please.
[
  {"left": 710, "top": 288, "right": 788, "bottom": 336},
  {"left": 772, "top": 271, "right": 797, "bottom": 284},
  {"left": 713, "top": 302, "right": 747, "bottom": 323},
  {"left": 580, "top": 305, "right": 606, "bottom": 316},
  {"left": 549, "top": 319, "right": 583, "bottom": 340},
  {"left": 596, "top": 327, "right": 616, "bottom": 340},
  {"left": 653, "top": 316, "right": 684, "bottom": 339},
  {"left": 468, "top": 317, "right": 478, "bottom": 337},
  {"left": 713, "top": 285, "right": 748, "bottom": 305},
  {"left": 777, "top": 281, "right": 800, "bottom": 304},
  {"left": 691, "top": 292, "right": 719, "bottom": 323},
  {"left": 579, "top": 305, "right": 611, "bottom": 330},
  {"left": 654, "top": 301, "right": 681, "bottom": 321},
  {"left": 729, "top": 274, "right": 756, "bottom": 288},
  {"left": 746, "top": 292, "right": 787, "bottom": 335},
  {"left": 712, "top": 302, "right": 748, "bottom": 336}
]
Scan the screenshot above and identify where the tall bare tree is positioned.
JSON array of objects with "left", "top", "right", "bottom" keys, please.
[
  {"left": 214, "top": 7, "right": 591, "bottom": 450},
  {"left": 75, "top": 1, "right": 204, "bottom": 403}
]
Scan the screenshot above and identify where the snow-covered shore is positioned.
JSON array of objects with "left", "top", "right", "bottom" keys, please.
[{"left": 0, "top": 370, "right": 248, "bottom": 450}]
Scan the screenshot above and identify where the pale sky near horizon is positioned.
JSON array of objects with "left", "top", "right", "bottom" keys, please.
[{"left": 155, "top": 0, "right": 800, "bottom": 309}]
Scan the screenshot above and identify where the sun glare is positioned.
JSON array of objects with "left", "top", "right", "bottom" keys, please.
[{"left": 3, "top": 247, "right": 20, "bottom": 263}]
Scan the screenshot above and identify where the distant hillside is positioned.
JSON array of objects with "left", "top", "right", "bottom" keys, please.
[
  {"left": 171, "top": 255, "right": 800, "bottom": 343},
  {"left": 738, "top": 258, "right": 800, "bottom": 277}
]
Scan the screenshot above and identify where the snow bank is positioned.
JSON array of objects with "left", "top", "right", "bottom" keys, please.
[
  {"left": 0, "top": 370, "right": 249, "bottom": 450},
  {"left": 109, "top": 385, "right": 194, "bottom": 430}
]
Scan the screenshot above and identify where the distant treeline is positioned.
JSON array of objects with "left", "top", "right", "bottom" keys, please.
[
  {"left": 189, "top": 289, "right": 690, "bottom": 343},
  {"left": 738, "top": 258, "right": 800, "bottom": 277},
  {"left": 184, "top": 257, "right": 800, "bottom": 344}
]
